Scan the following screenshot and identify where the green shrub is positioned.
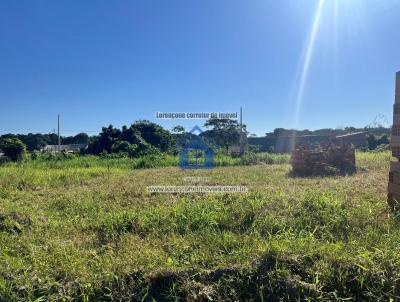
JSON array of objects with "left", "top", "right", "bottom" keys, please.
[
  {"left": 0, "top": 137, "right": 26, "bottom": 161},
  {"left": 0, "top": 156, "right": 9, "bottom": 165},
  {"left": 111, "top": 140, "right": 138, "bottom": 157}
]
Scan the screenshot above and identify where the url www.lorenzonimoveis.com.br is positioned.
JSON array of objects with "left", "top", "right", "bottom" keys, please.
[{"left": 147, "top": 186, "right": 248, "bottom": 193}]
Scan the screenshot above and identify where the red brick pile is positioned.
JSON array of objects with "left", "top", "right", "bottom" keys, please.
[{"left": 290, "top": 142, "right": 355, "bottom": 176}]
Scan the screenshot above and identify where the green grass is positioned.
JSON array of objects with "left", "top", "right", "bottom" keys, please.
[{"left": 0, "top": 151, "right": 397, "bottom": 301}]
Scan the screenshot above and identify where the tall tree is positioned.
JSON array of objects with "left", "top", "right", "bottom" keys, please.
[
  {"left": 131, "top": 120, "right": 172, "bottom": 152},
  {"left": 88, "top": 125, "right": 121, "bottom": 154},
  {"left": 204, "top": 118, "right": 246, "bottom": 149}
]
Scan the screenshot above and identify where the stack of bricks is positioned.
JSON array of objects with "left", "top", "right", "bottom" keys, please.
[
  {"left": 388, "top": 71, "right": 400, "bottom": 210},
  {"left": 290, "top": 142, "right": 355, "bottom": 176}
]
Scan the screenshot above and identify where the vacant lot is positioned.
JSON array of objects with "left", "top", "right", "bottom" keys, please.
[{"left": 0, "top": 152, "right": 398, "bottom": 301}]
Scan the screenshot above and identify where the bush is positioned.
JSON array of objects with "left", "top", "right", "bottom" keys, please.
[
  {"left": 30, "top": 151, "right": 40, "bottom": 160},
  {"left": 0, "top": 156, "right": 9, "bottom": 165},
  {"left": 111, "top": 140, "right": 138, "bottom": 156},
  {"left": 0, "top": 137, "right": 26, "bottom": 161}
]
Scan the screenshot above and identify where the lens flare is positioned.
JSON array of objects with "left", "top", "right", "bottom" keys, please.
[
  {"left": 292, "top": 0, "right": 326, "bottom": 128},
  {"left": 284, "top": 0, "right": 325, "bottom": 152}
]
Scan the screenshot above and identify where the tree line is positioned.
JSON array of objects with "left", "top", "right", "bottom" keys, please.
[
  {"left": 0, "top": 120, "right": 391, "bottom": 162},
  {"left": 0, "top": 119, "right": 245, "bottom": 161},
  {"left": 263, "top": 126, "right": 390, "bottom": 138}
]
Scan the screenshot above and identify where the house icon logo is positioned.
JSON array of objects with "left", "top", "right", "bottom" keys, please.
[{"left": 175, "top": 126, "right": 215, "bottom": 169}]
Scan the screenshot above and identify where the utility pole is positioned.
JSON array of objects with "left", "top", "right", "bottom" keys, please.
[
  {"left": 240, "top": 107, "right": 243, "bottom": 133},
  {"left": 57, "top": 114, "right": 61, "bottom": 151},
  {"left": 240, "top": 107, "right": 244, "bottom": 154}
]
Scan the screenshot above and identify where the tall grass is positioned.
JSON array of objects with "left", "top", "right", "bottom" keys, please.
[
  {"left": 0, "top": 151, "right": 395, "bottom": 301},
  {"left": 1, "top": 151, "right": 290, "bottom": 170}
]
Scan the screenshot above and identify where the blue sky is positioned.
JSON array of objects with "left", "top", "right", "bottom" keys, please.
[{"left": 1, "top": 0, "right": 399, "bottom": 136}]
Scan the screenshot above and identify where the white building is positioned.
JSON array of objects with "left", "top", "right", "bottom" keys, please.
[{"left": 42, "top": 144, "right": 87, "bottom": 153}]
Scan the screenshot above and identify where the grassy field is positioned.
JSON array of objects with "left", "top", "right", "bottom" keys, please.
[{"left": 0, "top": 151, "right": 398, "bottom": 301}]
